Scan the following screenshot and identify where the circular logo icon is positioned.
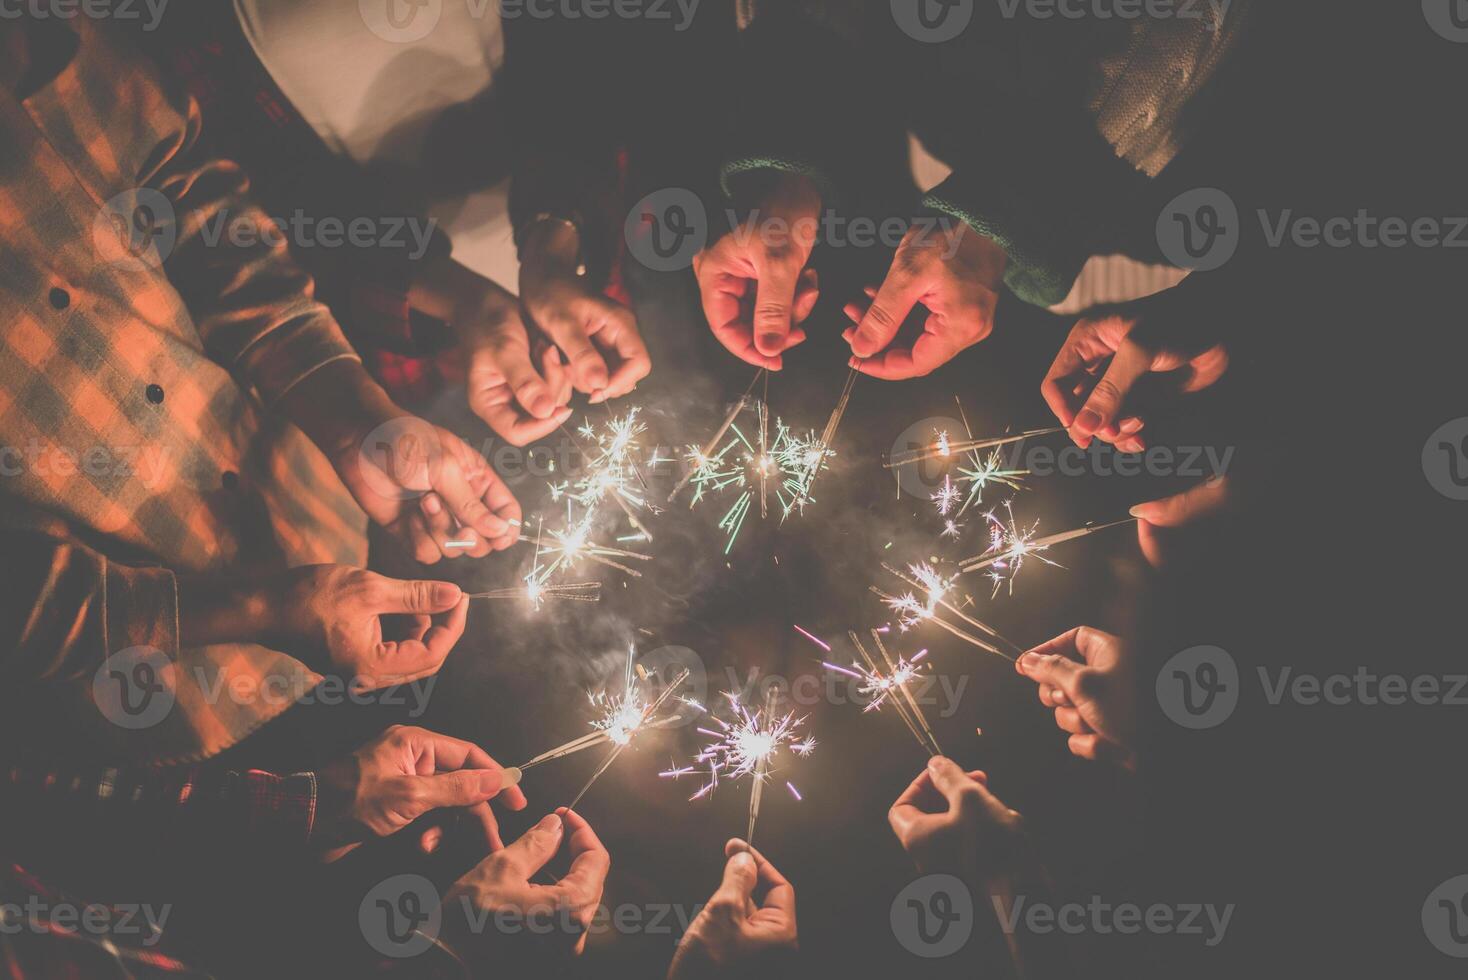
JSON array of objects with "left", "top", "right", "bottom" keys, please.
[
  {"left": 1424, "top": 874, "right": 1468, "bottom": 957},
  {"left": 624, "top": 188, "right": 707, "bottom": 273},
  {"left": 359, "top": 0, "right": 443, "bottom": 43},
  {"left": 634, "top": 645, "right": 708, "bottom": 728},
  {"left": 1156, "top": 187, "right": 1239, "bottom": 271},
  {"left": 1423, "top": 0, "right": 1468, "bottom": 41},
  {"left": 1156, "top": 645, "right": 1238, "bottom": 730},
  {"left": 889, "top": 416, "right": 970, "bottom": 502},
  {"left": 892, "top": 874, "right": 973, "bottom": 957},
  {"left": 1422, "top": 418, "right": 1468, "bottom": 500},
  {"left": 93, "top": 646, "right": 176, "bottom": 730},
  {"left": 360, "top": 874, "right": 441, "bottom": 958},
  {"left": 94, "top": 189, "right": 177, "bottom": 272},
  {"left": 356, "top": 417, "right": 444, "bottom": 503},
  {"left": 891, "top": 0, "right": 974, "bottom": 43}
]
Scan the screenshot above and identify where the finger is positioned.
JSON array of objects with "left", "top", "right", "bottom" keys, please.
[
  {"left": 1053, "top": 706, "right": 1094, "bottom": 735},
  {"left": 591, "top": 306, "right": 651, "bottom": 400},
  {"left": 1072, "top": 338, "right": 1152, "bottom": 442},
  {"left": 374, "top": 576, "right": 463, "bottom": 615},
  {"left": 418, "top": 492, "right": 485, "bottom": 557},
  {"left": 472, "top": 375, "right": 573, "bottom": 446},
  {"left": 555, "top": 808, "right": 611, "bottom": 910},
  {"left": 849, "top": 266, "right": 924, "bottom": 358},
  {"left": 711, "top": 848, "right": 759, "bottom": 910},
  {"left": 1129, "top": 477, "right": 1228, "bottom": 528},
  {"left": 538, "top": 303, "right": 610, "bottom": 396},
  {"left": 726, "top": 839, "right": 795, "bottom": 915},
  {"left": 403, "top": 512, "right": 443, "bottom": 565},
  {"left": 925, "top": 756, "right": 988, "bottom": 809},
  {"left": 1015, "top": 645, "right": 1087, "bottom": 704},
  {"left": 465, "top": 800, "right": 504, "bottom": 851},
  {"left": 541, "top": 344, "right": 574, "bottom": 407},
  {"left": 1068, "top": 733, "right": 1103, "bottom": 761},
  {"left": 414, "top": 767, "right": 506, "bottom": 812},
  {"left": 421, "top": 595, "right": 469, "bottom": 661},
  {"left": 700, "top": 268, "right": 779, "bottom": 368},
  {"left": 792, "top": 267, "right": 820, "bottom": 326},
  {"left": 1037, "top": 684, "right": 1056, "bottom": 707},
  {"left": 502, "top": 812, "right": 566, "bottom": 876},
  {"left": 851, "top": 321, "right": 965, "bottom": 380},
  {"left": 1179, "top": 343, "right": 1229, "bottom": 393},
  {"left": 425, "top": 734, "right": 529, "bottom": 812},
  {"left": 469, "top": 468, "right": 521, "bottom": 551},
  {"left": 420, "top": 825, "right": 444, "bottom": 854},
  {"left": 751, "top": 258, "right": 802, "bottom": 357},
  {"left": 433, "top": 456, "right": 508, "bottom": 541},
  {"left": 1041, "top": 332, "right": 1095, "bottom": 428}
]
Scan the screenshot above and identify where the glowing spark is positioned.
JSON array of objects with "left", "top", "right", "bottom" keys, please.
[
  {"left": 960, "top": 505, "right": 1138, "bottom": 595},
  {"left": 931, "top": 474, "right": 961, "bottom": 516},
  {"left": 873, "top": 561, "right": 1021, "bottom": 660},
  {"left": 941, "top": 519, "right": 965, "bottom": 540},
  {"left": 824, "top": 631, "right": 941, "bottom": 756},
  {"left": 955, "top": 448, "right": 1030, "bottom": 517},
  {"left": 885, "top": 426, "right": 1064, "bottom": 469}
]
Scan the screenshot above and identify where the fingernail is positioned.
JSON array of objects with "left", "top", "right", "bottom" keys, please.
[
  {"left": 1120, "top": 417, "right": 1144, "bottom": 434},
  {"left": 1075, "top": 409, "right": 1102, "bottom": 434},
  {"left": 1128, "top": 504, "right": 1146, "bottom": 518},
  {"left": 730, "top": 851, "right": 755, "bottom": 870},
  {"left": 530, "top": 395, "right": 555, "bottom": 418},
  {"left": 1018, "top": 652, "right": 1040, "bottom": 671},
  {"left": 758, "top": 333, "right": 782, "bottom": 352},
  {"left": 422, "top": 494, "right": 442, "bottom": 516},
  {"left": 589, "top": 389, "right": 607, "bottom": 404},
  {"left": 537, "top": 813, "right": 563, "bottom": 833},
  {"left": 927, "top": 755, "right": 945, "bottom": 772},
  {"left": 555, "top": 407, "right": 574, "bottom": 423},
  {"left": 434, "top": 582, "right": 462, "bottom": 606}
]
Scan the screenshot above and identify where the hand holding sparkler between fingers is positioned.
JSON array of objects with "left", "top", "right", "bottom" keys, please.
[
  {"left": 1016, "top": 627, "right": 1136, "bottom": 770},
  {"left": 667, "top": 839, "right": 798, "bottom": 980},
  {"left": 443, "top": 809, "right": 611, "bottom": 964},
  {"left": 314, "top": 725, "right": 527, "bottom": 863},
  {"left": 889, "top": 759, "right": 1032, "bottom": 888}
]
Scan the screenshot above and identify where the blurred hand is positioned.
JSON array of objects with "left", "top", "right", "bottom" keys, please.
[
  {"left": 444, "top": 809, "right": 611, "bottom": 962},
  {"left": 316, "top": 725, "right": 526, "bottom": 861},
  {"left": 1041, "top": 289, "right": 1229, "bottom": 451},
  {"left": 888, "top": 757, "right": 1028, "bottom": 888},
  {"left": 1016, "top": 627, "right": 1136, "bottom": 770},
  {"left": 520, "top": 219, "right": 650, "bottom": 403},
  {"left": 667, "top": 839, "right": 797, "bottom": 980},
  {"left": 1132, "top": 476, "right": 1230, "bottom": 568},
  {"left": 342, "top": 417, "right": 522, "bottom": 563},
  {"left": 694, "top": 174, "right": 822, "bottom": 369},
  {"left": 461, "top": 298, "right": 573, "bottom": 446},
  {"left": 843, "top": 222, "right": 1004, "bottom": 379},
  {"left": 268, "top": 565, "right": 468, "bottom": 688}
]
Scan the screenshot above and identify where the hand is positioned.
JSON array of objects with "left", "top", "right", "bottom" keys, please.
[
  {"left": 279, "top": 361, "right": 522, "bottom": 562},
  {"left": 1131, "top": 476, "right": 1230, "bottom": 568},
  {"left": 520, "top": 219, "right": 650, "bottom": 403},
  {"left": 694, "top": 174, "right": 822, "bottom": 369},
  {"left": 1041, "top": 290, "right": 1229, "bottom": 451},
  {"left": 344, "top": 416, "right": 522, "bottom": 563},
  {"left": 888, "top": 757, "right": 1028, "bottom": 888},
  {"left": 444, "top": 809, "right": 610, "bottom": 963},
  {"left": 667, "top": 839, "right": 797, "bottom": 980},
  {"left": 843, "top": 221, "right": 1004, "bottom": 379},
  {"left": 1016, "top": 627, "right": 1136, "bottom": 770},
  {"left": 315, "top": 725, "right": 527, "bottom": 861},
  {"left": 267, "top": 565, "right": 468, "bottom": 688}
]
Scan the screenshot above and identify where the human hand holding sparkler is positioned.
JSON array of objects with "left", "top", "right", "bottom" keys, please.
[
  {"left": 667, "top": 839, "right": 798, "bottom": 980},
  {"left": 1041, "top": 287, "right": 1229, "bottom": 451},
  {"left": 888, "top": 758, "right": 1028, "bottom": 886},
  {"left": 843, "top": 222, "right": 1003, "bottom": 379},
  {"left": 1131, "top": 477, "right": 1230, "bottom": 569},
  {"left": 694, "top": 174, "right": 822, "bottom": 369},
  {"left": 1017, "top": 628, "right": 1137, "bottom": 770},
  {"left": 443, "top": 808, "right": 610, "bottom": 962},
  {"left": 236, "top": 565, "right": 468, "bottom": 689},
  {"left": 315, "top": 725, "right": 526, "bottom": 862}
]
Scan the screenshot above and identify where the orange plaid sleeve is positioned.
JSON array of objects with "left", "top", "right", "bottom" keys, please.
[
  {"left": 0, "top": 508, "right": 178, "bottom": 684},
  {"left": 100, "top": 25, "right": 362, "bottom": 407}
]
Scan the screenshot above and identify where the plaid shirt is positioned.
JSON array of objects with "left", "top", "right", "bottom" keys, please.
[{"left": 0, "top": 18, "right": 367, "bottom": 764}]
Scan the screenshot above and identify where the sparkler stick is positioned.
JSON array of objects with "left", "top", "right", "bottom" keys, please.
[
  {"left": 746, "top": 686, "right": 777, "bottom": 844},
  {"left": 880, "top": 563, "right": 1022, "bottom": 654},
  {"left": 870, "top": 586, "right": 1017, "bottom": 661},
  {"left": 467, "top": 582, "right": 602, "bottom": 603},
  {"left": 884, "top": 426, "right": 1064, "bottom": 469},
  {"left": 668, "top": 369, "right": 766, "bottom": 503},
  {"left": 792, "top": 367, "right": 856, "bottom": 509},
  {"left": 960, "top": 506, "right": 1137, "bottom": 591},
  {"left": 844, "top": 631, "right": 942, "bottom": 757},
  {"left": 868, "top": 630, "right": 942, "bottom": 756},
  {"left": 562, "top": 664, "right": 692, "bottom": 810},
  {"left": 758, "top": 371, "right": 770, "bottom": 520}
]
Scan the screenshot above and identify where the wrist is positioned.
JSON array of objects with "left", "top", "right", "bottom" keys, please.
[
  {"left": 276, "top": 359, "right": 404, "bottom": 469},
  {"left": 177, "top": 574, "right": 274, "bottom": 648},
  {"left": 520, "top": 217, "right": 583, "bottom": 290}
]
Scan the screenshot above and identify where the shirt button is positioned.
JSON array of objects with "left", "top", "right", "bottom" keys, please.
[
  {"left": 49, "top": 288, "right": 70, "bottom": 310},
  {"left": 221, "top": 470, "right": 240, "bottom": 491},
  {"left": 146, "top": 384, "right": 165, "bottom": 404}
]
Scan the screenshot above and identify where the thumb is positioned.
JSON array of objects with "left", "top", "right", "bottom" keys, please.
[
  {"left": 1073, "top": 339, "right": 1151, "bottom": 439},
  {"left": 1129, "top": 477, "right": 1228, "bottom": 527},
  {"left": 1016, "top": 649, "right": 1087, "bottom": 705},
  {"left": 752, "top": 260, "right": 800, "bottom": 356},
  {"left": 412, "top": 768, "right": 504, "bottom": 813},
  {"left": 379, "top": 577, "right": 462, "bottom": 615},
  {"left": 711, "top": 849, "right": 758, "bottom": 907},
  {"left": 850, "top": 268, "right": 923, "bottom": 358},
  {"left": 501, "top": 813, "right": 565, "bottom": 876}
]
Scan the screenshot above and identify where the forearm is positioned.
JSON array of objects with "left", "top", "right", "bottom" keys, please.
[
  {"left": 273, "top": 358, "right": 403, "bottom": 467},
  {"left": 986, "top": 862, "right": 1074, "bottom": 980}
]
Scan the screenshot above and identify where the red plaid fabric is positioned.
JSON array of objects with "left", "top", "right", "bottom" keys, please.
[{"left": 0, "top": 18, "right": 368, "bottom": 764}]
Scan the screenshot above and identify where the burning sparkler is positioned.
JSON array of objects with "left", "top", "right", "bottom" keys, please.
[
  {"left": 467, "top": 581, "right": 601, "bottom": 606},
  {"left": 661, "top": 687, "right": 815, "bottom": 844},
  {"left": 553, "top": 407, "right": 657, "bottom": 541},
  {"left": 884, "top": 425, "right": 1064, "bottom": 470},
  {"left": 873, "top": 562, "right": 1021, "bottom": 661},
  {"left": 791, "top": 368, "right": 856, "bottom": 510},
  {"left": 826, "top": 631, "right": 943, "bottom": 757},
  {"left": 960, "top": 501, "right": 1137, "bottom": 596}
]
